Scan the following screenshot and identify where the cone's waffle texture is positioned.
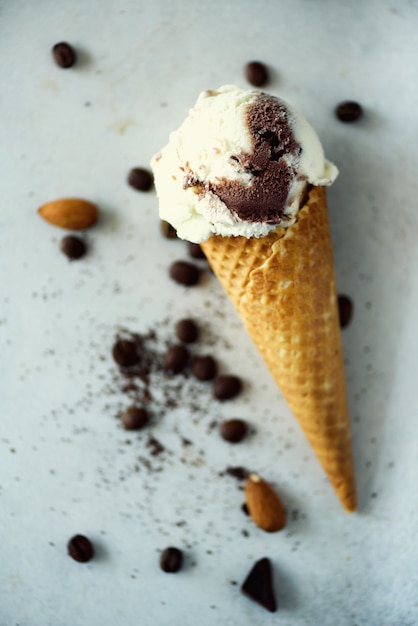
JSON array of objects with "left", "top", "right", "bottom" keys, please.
[{"left": 201, "top": 186, "right": 356, "bottom": 511}]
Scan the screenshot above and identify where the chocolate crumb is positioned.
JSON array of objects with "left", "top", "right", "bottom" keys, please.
[
  {"left": 241, "top": 557, "right": 277, "bottom": 612},
  {"left": 67, "top": 535, "right": 94, "bottom": 563},
  {"left": 127, "top": 167, "right": 153, "bottom": 191},
  {"left": 175, "top": 319, "right": 199, "bottom": 344},
  {"left": 225, "top": 466, "right": 249, "bottom": 481},
  {"left": 52, "top": 42, "right": 76, "bottom": 68},
  {"left": 338, "top": 295, "right": 354, "bottom": 328},
  {"left": 112, "top": 339, "right": 140, "bottom": 367},
  {"left": 335, "top": 101, "right": 363, "bottom": 122},
  {"left": 60, "top": 235, "right": 86, "bottom": 260},
  {"left": 245, "top": 61, "right": 269, "bottom": 87},
  {"left": 160, "top": 547, "right": 183, "bottom": 573},
  {"left": 147, "top": 437, "right": 165, "bottom": 456},
  {"left": 121, "top": 407, "right": 149, "bottom": 430}
]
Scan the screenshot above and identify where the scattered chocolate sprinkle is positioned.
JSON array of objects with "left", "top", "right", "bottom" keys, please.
[
  {"left": 213, "top": 375, "right": 242, "bottom": 400},
  {"left": 187, "top": 242, "right": 206, "bottom": 259},
  {"left": 163, "top": 345, "right": 190, "bottom": 374},
  {"left": 60, "top": 235, "right": 86, "bottom": 260},
  {"left": 127, "top": 167, "right": 153, "bottom": 191},
  {"left": 226, "top": 466, "right": 249, "bottom": 481},
  {"left": 241, "top": 557, "right": 277, "bottom": 612},
  {"left": 335, "top": 101, "right": 363, "bottom": 122},
  {"left": 242, "top": 503, "right": 250, "bottom": 515},
  {"left": 147, "top": 436, "right": 165, "bottom": 456},
  {"left": 52, "top": 42, "right": 76, "bottom": 68},
  {"left": 112, "top": 339, "right": 140, "bottom": 367},
  {"left": 191, "top": 355, "right": 217, "bottom": 381},
  {"left": 245, "top": 61, "right": 269, "bottom": 87},
  {"left": 67, "top": 535, "right": 94, "bottom": 563},
  {"left": 175, "top": 319, "right": 199, "bottom": 344},
  {"left": 338, "top": 295, "right": 354, "bottom": 328},
  {"left": 160, "top": 547, "right": 183, "bottom": 573},
  {"left": 121, "top": 407, "right": 149, "bottom": 430},
  {"left": 169, "top": 261, "right": 200, "bottom": 286},
  {"left": 220, "top": 419, "right": 248, "bottom": 443},
  {"left": 160, "top": 220, "right": 178, "bottom": 239}
]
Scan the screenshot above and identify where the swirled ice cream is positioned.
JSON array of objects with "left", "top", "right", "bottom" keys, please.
[{"left": 151, "top": 85, "right": 337, "bottom": 243}]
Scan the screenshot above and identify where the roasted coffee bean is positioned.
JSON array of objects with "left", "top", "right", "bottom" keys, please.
[
  {"left": 192, "top": 355, "right": 217, "bottom": 381},
  {"left": 335, "top": 101, "right": 363, "bottom": 122},
  {"left": 112, "top": 339, "right": 139, "bottom": 367},
  {"left": 338, "top": 295, "right": 354, "bottom": 328},
  {"left": 169, "top": 261, "right": 200, "bottom": 286},
  {"left": 163, "top": 345, "right": 189, "bottom": 374},
  {"left": 160, "top": 220, "right": 178, "bottom": 239},
  {"left": 52, "top": 42, "right": 77, "bottom": 68},
  {"left": 245, "top": 61, "right": 269, "bottom": 87},
  {"left": 220, "top": 418, "right": 248, "bottom": 443},
  {"left": 213, "top": 375, "right": 242, "bottom": 400},
  {"left": 60, "top": 235, "right": 86, "bottom": 260},
  {"left": 127, "top": 167, "right": 153, "bottom": 191},
  {"left": 67, "top": 535, "right": 94, "bottom": 563},
  {"left": 160, "top": 547, "right": 183, "bottom": 573},
  {"left": 121, "top": 407, "right": 149, "bottom": 430},
  {"left": 187, "top": 242, "right": 206, "bottom": 259},
  {"left": 175, "top": 319, "right": 199, "bottom": 344}
]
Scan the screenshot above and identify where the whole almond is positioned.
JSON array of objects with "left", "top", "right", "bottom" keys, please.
[
  {"left": 38, "top": 198, "right": 99, "bottom": 230},
  {"left": 245, "top": 473, "right": 286, "bottom": 532}
]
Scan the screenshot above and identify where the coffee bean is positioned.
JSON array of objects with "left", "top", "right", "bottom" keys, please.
[
  {"left": 67, "top": 535, "right": 94, "bottom": 563},
  {"left": 169, "top": 261, "right": 200, "bottom": 286},
  {"left": 121, "top": 407, "right": 149, "bottom": 430},
  {"left": 187, "top": 242, "right": 206, "bottom": 259},
  {"left": 127, "top": 168, "right": 153, "bottom": 191},
  {"left": 213, "top": 375, "right": 242, "bottom": 400},
  {"left": 245, "top": 61, "right": 269, "bottom": 87},
  {"left": 60, "top": 235, "right": 86, "bottom": 260},
  {"left": 160, "top": 547, "right": 183, "bottom": 573},
  {"left": 220, "top": 418, "right": 248, "bottom": 443},
  {"left": 335, "top": 101, "right": 363, "bottom": 122},
  {"left": 163, "top": 345, "right": 189, "bottom": 374},
  {"left": 160, "top": 220, "right": 178, "bottom": 239},
  {"left": 52, "top": 42, "right": 77, "bottom": 68},
  {"left": 192, "top": 355, "right": 217, "bottom": 381},
  {"left": 241, "top": 557, "right": 277, "bottom": 612},
  {"left": 175, "top": 319, "right": 199, "bottom": 344},
  {"left": 338, "top": 295, "right": 354, "bottom": 328},
  {"left": 112, "top": 339, "right": 139, "bottom": 367}
]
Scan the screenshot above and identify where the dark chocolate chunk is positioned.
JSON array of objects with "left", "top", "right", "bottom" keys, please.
[
  {"left": 67, "top": 535, "right": 94, "bottom": 563},
  {"left": 163, "top": 345, "right": 189, "bottom": 374},
  {"left": 169, "top": 261, "right": 200, "bottom": 286},
  {"left": 60, "top": 235, "right": 86, "bottom": 260},
  {"left": 52, "top": 42, "right": 76, "bottom": 68},
  {"left": 241, "top": 557, "right": 277, "bottom": 612},
  {"left": 191, "top": 355, "right": 217, "bottom": 381},
  {"left": 121, "top": 407, "right": 149, "bottom": 430},
  {"left": 335, "top": 101, "right": 363, "bottom": 122},
  {"left": 160, "top": 547, "right": 183, "bottom": 573},
  {"left": 175, "top": 319, "right": 199, "bottom": 344},
  {"left": 225, "top": 466, "right": 249, "bottom": 481},
  {"left": 187, "top": 242, "right": 206, "bottom": 259},
  {"left": 213, "top": 375, "right": 242, "bottom": 400},
  {"left": 338, "top": 295, "right": 354, "bottom": 328},
  {"left": 245, "top": 61, "right": 269, "bottom": 87},
  {"left": 127, "top": 167, "right": 153, "bottom": 191},
  {"left": 160, "top": 220, "right": 178, "bottom": 239},
  {"left": 220, "top": 418, "right": 248, "bottom": 443},
  {"left": 112, "top": 339, "right": 140, "bottom": 367}
]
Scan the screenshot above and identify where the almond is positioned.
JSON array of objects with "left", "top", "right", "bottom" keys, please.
[
  {"left": 38, "top": 198, "right": 99, "bottom": 230},
  {"left": 245, "top": 473, "right": 286, "bottom": 532}
]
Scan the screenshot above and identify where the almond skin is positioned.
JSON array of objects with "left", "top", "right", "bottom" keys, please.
[
  {"left": 245, "top": 473, "right": 286, "bottom": 532},
  {"left": 38, "top": 198, "right": 99, "bottom": 230}
]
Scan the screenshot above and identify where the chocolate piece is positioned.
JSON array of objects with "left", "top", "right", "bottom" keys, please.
[
  {"left": 241, "top": 557, "right": 277, "bottom": 612},
  {"left": 187, "top": 242, "right": 206, "bottom": 259},
  {"left": 121, "top": 407, "right": 149, "bottom": 430},
  {"left": 147, "top": 436, "right": 165, "bottom": 456},
  {"left": 112, "top": 339, "right": 140, "bottom": 367},
  {"left": 220, "top": 418, "right": 248, "bottom": 443},
  {"left": 338, "top": 295, "right": 354, "bottom": 328},
  {"left": 52, "top": 42, "right": 76, "bottom": 68},
  {"left": 175, "top": 319, "right": 199, "bottom": 344},
  {"left": 245, "top": 61, "right": 269, "bottom": 87},
  {"left": 160, "top": 547, "right": 183, "bottom": 573},
  {"left": 169, "top": 261, "right": 200, "bottom": 286},
  {"left": 335, "top": 101, "right": 363, "bottom": 122},
  {"left": 160, "top": 220, "right": 178, "bottom": 239},
  {"left": 67, "top": 535, "right": 94, "bottom": 563},
  {"left": 60, "top": 235, "right": 86, "bottom": 260},
  {"left": 226, "top": 466, "right": 249, "bottom": 481},
  {"left": 191, "top": 355, "right": 217, "bottom": 381},
  {"left": 163, "top": 345, "right": 189, "bottom": 374},
  {"left": 127, "top": 167, "right": 153, "bottom": 191},
  {"left": 213, "top": 375, "right": 242, "bottom": 400}
]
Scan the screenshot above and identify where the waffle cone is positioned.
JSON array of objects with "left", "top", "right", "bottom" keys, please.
[{"left": 201, "top": 186, "right": 356, "bottom": 511}]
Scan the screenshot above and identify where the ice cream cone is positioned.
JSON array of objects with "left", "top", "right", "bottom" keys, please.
[{"left": 201, "top": 186, "right": 356, "bottom": 512}]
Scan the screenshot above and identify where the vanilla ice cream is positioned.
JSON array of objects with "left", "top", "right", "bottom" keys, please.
[{"left": 151, "top": 85, "right": 338, "bottom": 243}]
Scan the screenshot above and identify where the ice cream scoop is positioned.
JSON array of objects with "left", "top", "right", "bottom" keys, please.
[{"left": 151, "top": 85, "right": 337, "bottom": 242}]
